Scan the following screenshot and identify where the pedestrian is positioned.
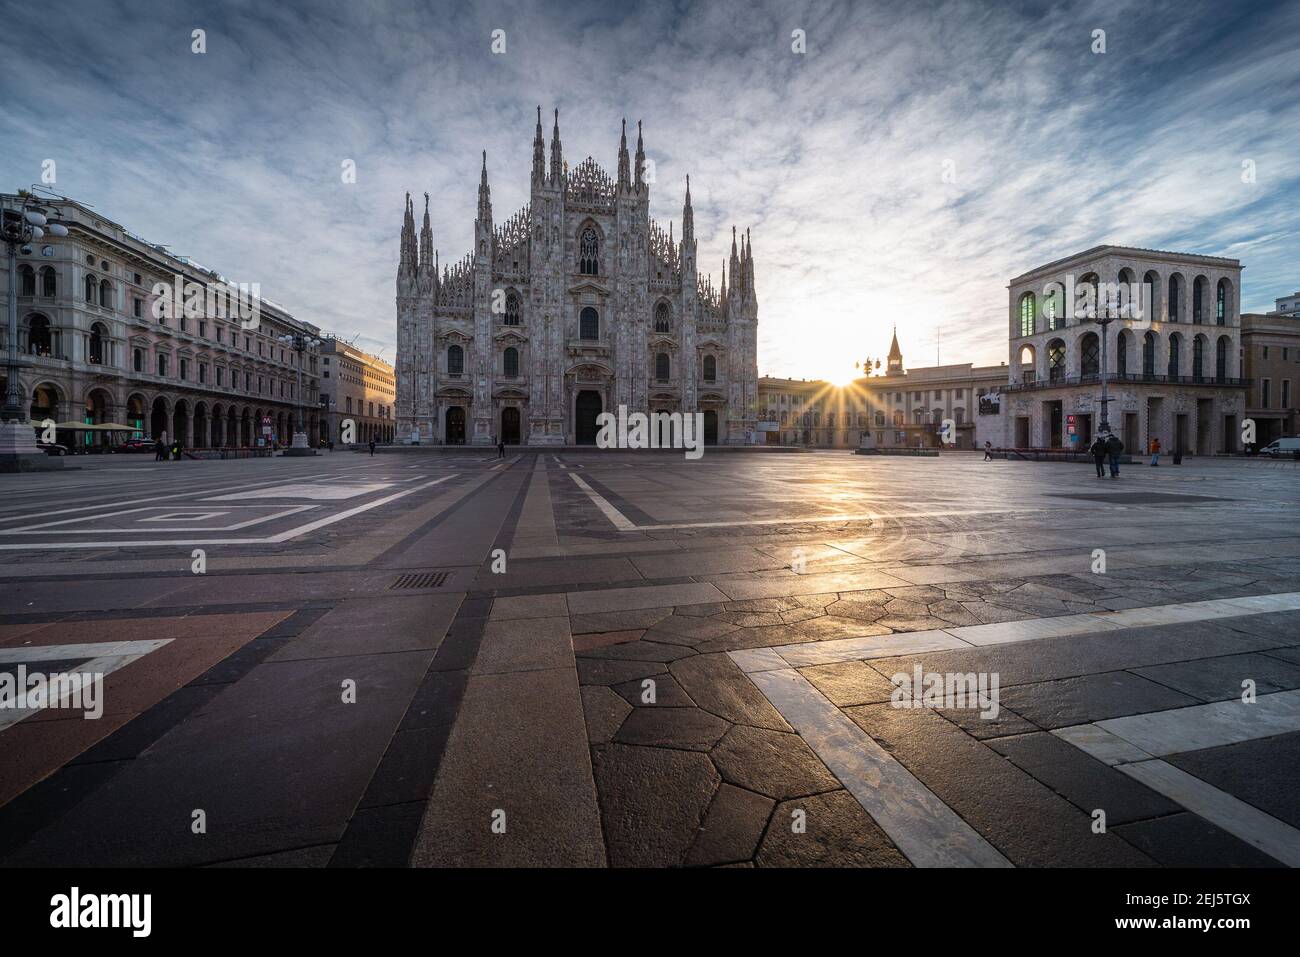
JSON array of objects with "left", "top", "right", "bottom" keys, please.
[
  {"left": 1149, "top": 436, "right": 1161, "bottom": 466},
  {"left": 498, "top": 438, "right": 506, "bottom": 458},
  {"left": 983, "top": 440, "right": 993, "bottom": 461},
  {"left": 1088, "top": 434, "right": 1107, "bottom": 478},
  {"left": 1105, "top": 431, "right": 1124, "bottom": 478},
  {"left": 154, "top": 439, "right": 165, "bottom": 462},
  {"left": 368, "top": 438, "right": 375, "bottom": 457},
  {"left": 328, "top": 439, "right": 335, "bottom": 452}
]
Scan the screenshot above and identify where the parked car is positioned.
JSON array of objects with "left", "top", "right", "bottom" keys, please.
[
  {"left": 38, "top": 442, "right": 68, "bottom": 456},
  {"left": 118, "top": 438, "right": 155, "bottom": 453},
  {"left": 1260, "top": 437, "right": 1300, "bottom": 458}
]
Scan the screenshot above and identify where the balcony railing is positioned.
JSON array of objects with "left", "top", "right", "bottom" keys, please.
[{"left": 1003, "top": 373, "right": 1249, "bottom": 393}]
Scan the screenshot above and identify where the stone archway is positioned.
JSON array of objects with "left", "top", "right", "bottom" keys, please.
[
  {"left": 150, "top": 396, "right": 170, "bottom": 443},
  {"left": 445, "top": 406, "right": 466, "bottom": 445},
  {"left": 703, "top": 409, "right": 719, "bottom": 445},
  {"left": 501, "top": 406, "right": 521, "bottom": 445},
  {"left": 575, "top": 390, "right": 602, "bottom": 445}
]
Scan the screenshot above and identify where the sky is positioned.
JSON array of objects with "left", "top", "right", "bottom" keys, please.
[{"left": 3, "top": 0, "right": 1299, "bottom": 381}]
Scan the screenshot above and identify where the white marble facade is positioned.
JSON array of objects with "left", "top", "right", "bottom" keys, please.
[{"left": 395, "top": 110, "right": 758, "bottom": 446}]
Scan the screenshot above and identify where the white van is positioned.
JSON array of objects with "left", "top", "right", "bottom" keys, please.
[{"left": 1260, "top": 437, "right": 1300, "bottom": 457}]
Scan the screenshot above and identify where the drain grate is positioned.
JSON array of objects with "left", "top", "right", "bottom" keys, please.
[{"left": 390, "top": 572, "right": 449, "bottom": 590}]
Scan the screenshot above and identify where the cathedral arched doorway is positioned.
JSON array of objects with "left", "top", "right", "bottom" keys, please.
[
  {"left": 575, "top": 391, "right": 602, "bottom": 445},
  {"left": 445, "top": 406, "right": 466, "bottom": 445},
  {"left": 501, "top": 406, "right": 520, "bottom": 445},
  {"left": 703, "top": 410, "right": 719, "bottom": 445}
]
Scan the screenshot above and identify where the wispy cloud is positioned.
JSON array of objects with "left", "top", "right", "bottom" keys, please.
[{"left": 3, "top": 0, "right": 1297, "bottom": 375}]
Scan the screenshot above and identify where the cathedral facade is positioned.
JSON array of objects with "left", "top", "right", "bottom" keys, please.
[{"left": 395, "top": 109, "right": 758, "bottom": 446}]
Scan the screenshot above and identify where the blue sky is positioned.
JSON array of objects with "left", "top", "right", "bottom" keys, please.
[{"left": 3, "top": 0, "right": 1298, "bottom": 378}]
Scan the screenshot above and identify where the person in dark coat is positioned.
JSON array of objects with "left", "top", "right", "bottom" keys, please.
[
  {"left": 1104, "top": 432, "right": 1124, "bottom": 478},
  {"left": 1088, "top": 435, "right": 1107, "bottom": 478},
  {"left": 368, "top": 438, "right": 376, "bottom": 456}
]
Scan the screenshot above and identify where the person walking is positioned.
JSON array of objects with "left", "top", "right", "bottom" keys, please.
[
  {"left": 1088, "top": 435, "right": 1107, "bottom": 478},
  {"left": 368, "top": 438, "right": 376, "bottom": 457},
  {"left": 983, "top": 440, "right": 993, "bottom": 461},
  {"left": 1105, "top": 431, "right": 1124, "bottom": 479},
  {"left": 1149, "top": 436, "right": 1161, "bottom": 466},
  {"left": 497, "top": 438, "right": 506, "bottom": 459}
]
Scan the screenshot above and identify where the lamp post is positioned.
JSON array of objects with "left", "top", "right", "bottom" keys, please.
[
  {"left": 278, "top": 330, "right": 320, "bottom": 456},
  {"left": 2, "top": 194, "right": 69, "bottom": 472},
  {"left": 1090, "top": 312, "right": 1117, "bottom": 436}
]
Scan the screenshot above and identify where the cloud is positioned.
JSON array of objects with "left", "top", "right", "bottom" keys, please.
[{"left": 2, "top": 0, "right": 1297, "bottom": 375}]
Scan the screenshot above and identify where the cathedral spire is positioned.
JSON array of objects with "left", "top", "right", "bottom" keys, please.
[
  {"left": 634, "top": 120, "right": 646, "bottom": 192},
  {"left": 617, "top": 118, "right": 631, "bottom": 191},
  {"left": 399, "top": 192, "right": 416, "bottom": 275},
  {"left": 729, "top": 225, "right": 740, "bottom": 296},
  {"left": 531, "top": 105, "right": 545, "bottom": 187},
  {"left": 477, "top": 150, "right": 492, "bottom": 223},
  {"left": 419, "top": 192, "right": 433, "bottom": 271},
  {"left": 681, "top": 176, "right": 694, "bottom": 243},
  {"left": 549, "top": 108, "right": 564, "bottom": 185},
  {"left": 745, "top": 227, "right": 755, "bottom": 302}
]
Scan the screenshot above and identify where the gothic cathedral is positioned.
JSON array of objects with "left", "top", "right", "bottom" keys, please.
[{"left": 395, "top": 109, "right": 758, "bottom": 446}]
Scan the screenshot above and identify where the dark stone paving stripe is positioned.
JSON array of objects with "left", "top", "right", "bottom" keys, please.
[
  {"left": 491, "top": 455, "right": 538, "bottom": 558},
  {"left": 373, "top": 469, "right": 514, "bottom": 564},
  {"left": 467, "top": 575, "right": 697, "bottom": 600},
  {"left": 327, "top": 600, "right": 489, "bottom": 867},
  {"left": 0, "top": 607, "right": 327, "bottom": 862},
  {"left": 0, "top": 599, "right": 333, "bottom": 626},
  {"left": 570, "top": 473, "right": 658, "bottom": 527}
]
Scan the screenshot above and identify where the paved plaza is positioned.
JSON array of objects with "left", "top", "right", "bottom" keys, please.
[{"left": 1, "top": 449, "right": 1298, "bottom": 867}]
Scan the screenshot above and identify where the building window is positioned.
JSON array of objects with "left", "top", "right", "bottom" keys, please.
[
  {"left": 1081, "top": 332, "right": 1100, "bottom": 376},
  {"left": 1192, "top": 336, "right": 1205, "bottom": 380},
  {"left": 1143, "top": 332, "right": 1156, "bottom": 376},
  {"left": 180, "top": 358, "right": 189, "bottom": 381},
  {"left": 655, "top": 352, "right": 670, "bottom": 381},
  {"left": 1193, "top": 277, "right": 1205, "bottom": 323},
  {"left": 133, "top": 348, "right": 143, "bottom": 372},
  {"left": 447, "top": 344, "right": 464, "bottom": 375},
  {"left": 133, "top": 298, "right": 142, "bottom": 318},
  {"left": 654, "top": 302, "right": 671, "bottom": 334},
  {"left": 1216, "top": 279, "right": 1227, "bottom": 325},
  {"left": 1167, "top": 335, "right": 1180, "bottom": 378},
  {"left": 503, "top": 346, "right": 519, "bottom": 377},
  {"left": 84, "top": 274, "right": 96, "bottom": 302},
  {"left": 157, "top": 354, "right": 168, "bottom": 377},
  {"left": 579, "top": 226, "right": 599, "bottom": 275},
  {"left": 504, "top": 291, "right": 521, "bottom": 325},
  {"left": 99, "top": 279, "right": 112, "bottom": 308},
  {"left": 40, "top": 266, "right": 56, "bottom": 297},
  {"left": 1048, "top": 339, "right": 1066, "bottom": 382},
  {"left": 703, "top": 354, "right": 716, "bottom": 382},
  {"left": 1261, "top": 379, "right": 1270, "bottom": 408},
  {"left": 1284, "top": 380, "right": 1291, "bottom": 408},
  {"left": 1018, "top": 292, "right": 1035, "bottom": 337},
  {"left": 18, "top": 265, "right": 35, "bottom": 296},
  {"left": 579, "top": 307, "right": 599, "bottom": 340}
]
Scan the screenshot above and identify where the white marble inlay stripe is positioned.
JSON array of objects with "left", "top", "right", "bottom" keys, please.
[
  {"left": 748, "top": 667, "right": 1012, "bottom": 868},
  {"left": 1095, "top": 690, "right": 1300, "bottom": 757},
  {"left": 944, "top": 613, "right": 1128, "bottom": 647},
  {"left": 1052, "top": 724, "right": 1155, "bottom": 767},
  {"left": 750, "top": 591, "right": 1300, "bottom": 668},
  {"left": 774, "top": 629, "right": 971, "bottom": 668},
  {"left": 568, "top": 474, "right": 637, "bottom": 531},
  {"left": 1116, "top": 760, "right": 1300, "bottom": 867},
  {"left": 0, "top": 639, "right": 173, "bottom": 732}
]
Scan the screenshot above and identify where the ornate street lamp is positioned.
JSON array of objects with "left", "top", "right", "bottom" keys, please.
[
  {"left": 2, "top": 193, "right": 70, "bottom": 472},
  {"left": 278, "top": 330, "right": 320, "bottom": 456}
]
